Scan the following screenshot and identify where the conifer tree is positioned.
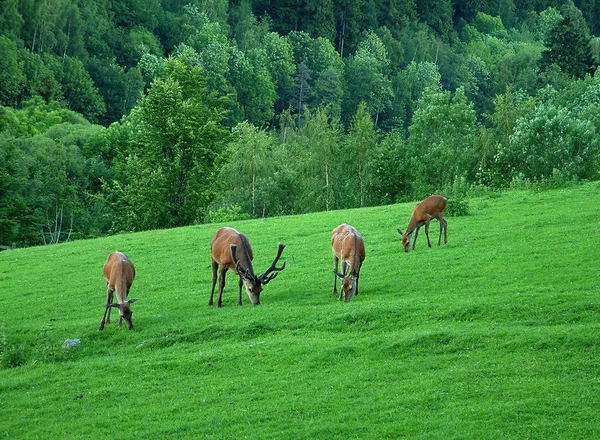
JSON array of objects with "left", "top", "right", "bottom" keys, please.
[{"left": 539, "top": 3, "right": 597, "bottom": 79}]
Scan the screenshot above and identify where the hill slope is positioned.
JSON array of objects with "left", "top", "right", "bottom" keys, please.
[{"left": 1, "top": 183, "right": 599, "bottom": 439}]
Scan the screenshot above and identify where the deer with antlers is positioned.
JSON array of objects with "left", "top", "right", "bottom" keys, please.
[
  {"left": 332, "top": 224, "right": 365, "bottom": 302},
  {"left": 99, "top": 251, "right": 138, "bottom": 330},
  {"left": 209, "top": 227, "right": 286, "bottom": 308},
  {"left": 397, "top": 195, "right": 448, "bottom": 252}
]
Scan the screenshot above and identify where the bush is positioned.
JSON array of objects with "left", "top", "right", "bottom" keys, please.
[
  {"left": 509, "top": 103, "right": 599, "bottom": 181},
  {"left": 206, "top": 204, "right": 251, "bottom": 223},
  {"left": 446, "top": 198, "right": 470, "bottom": 216}
]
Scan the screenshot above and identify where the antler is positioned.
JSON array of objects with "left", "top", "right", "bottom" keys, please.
[
  {"left": 230, "top": 243, "right": 253, "bottom": 280},
  {"left": 258, "top": 242, "right": 286, "bottom": 284}
]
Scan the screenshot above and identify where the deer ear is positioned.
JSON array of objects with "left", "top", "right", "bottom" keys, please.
[
  {"left": 332, "top": 270, "right": 345, "bottom": 279},
  {"left": 397, "top": 228, "right": 403, "bottom": 235},
  {"left": 127, "top": 298, "right": 138, "bottom": 304},
  {"left": 110, "top": 303, "right": 120, "bottom": 308}
]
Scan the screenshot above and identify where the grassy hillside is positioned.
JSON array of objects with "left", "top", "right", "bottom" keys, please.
[{"left": 1, "top": 183, "right": 599, "bottom": 439}]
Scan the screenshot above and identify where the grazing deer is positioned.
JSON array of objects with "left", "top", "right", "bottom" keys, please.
[
  {"left": 99, "top": 251, "right": 138, "bottom": 330},
  {"left": 332, "top": 224, "right": 365, "bottom": 302},
  {"left": 209, "top": 227, "right": 286, "bottom": 308},
  {"left": 397, "top": 195, "right": 448, "bottom": 252}
]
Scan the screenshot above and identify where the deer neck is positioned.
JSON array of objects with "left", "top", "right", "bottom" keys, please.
[{"left": 405, "top": 218, "right": 421, "bottom": 237}]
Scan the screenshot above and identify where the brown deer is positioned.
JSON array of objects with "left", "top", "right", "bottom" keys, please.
[
  {"left": 397, "top": 195, "right": 448, "bottom": 252},
  {"left": 332, "top": 224, "right": 365, "bottom": 302},
  {"left": 209, "top": 227, "right": 286, "bottom": 308},
  {"left": 99, "top": 251, "right": 138, "bottom": 330}
]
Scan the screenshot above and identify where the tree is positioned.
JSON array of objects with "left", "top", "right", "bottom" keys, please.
[
  {"left": 290, "top": 62, "right": 313, "bottom": 117},
  {"left": 0, "top": 36, "right": 25, "bottom": 107},
  {"left": 228, "top": 47, "right": 276, "bottom": 126},
  {"left": 18, "top": 50, "right": 61, "bottom": 104},
  {"left": 137, "top": 52, "right": 166, "bottom": 87},
  {"left": 86, "top": 57, "right": 143, "bottom": 125},
  {"left": 368, "top": 129, "right": 413, "bottom": 204},
  {"left": 508, "top": 87, "right": 599, "bottom": 182},
  {"left": 0, "top": 135, "right": 28, "bottom": 245},
  {"left": 407, "top": 87, "right": 478, "bottom": 196},
  {"left": 0, "top": 0, "right": 23, "bottom": 39},
  {"left": 390, "top": 61, "right": 441, "bottom": 131},
  {"left": 111, "top": 54, "right": 229, "bottom": 230},
  {"left": 263, "top": 32, "right": 296, "bottom": 115},
  {"left": 121, "top": 26, "right": 164, "bottom": 69},
  {"left": 186, "top": 20, "right": 233, "bottom": 99},
  {"left": 304, "top": 0, "right": 336, "bottom": 41},
  {"left": 229, "top": 0, "right": 269, "bottom": 51},
  {"left": 212, "top": 122, "right": 274, "bottom": 217},
  {"left": 539, "top": 3, "right": 597, "bottom": 79},
  {"left": 77, "top": 0, "right": 117, "bottom": 60},
  {"left": 346, "top": 102, "right": 378, "bottom": 207},
  {"left": 415, "top": 0, "right": 454, "bottom": 40},
  {"left": 293, "top": 107, "right": 342, "bottom": 212},
  {"left": 313, "top": 67, "right": 344, "bottom": 120},
  {"left": 286, "top": 32, "right": 344, "bottom": 117},
  {"left": 333, "top": 0, "right": 363, "bottom": 57},
  {"left": 375, "top": 0, "right": 416, "bottom": 37},
  {"left": 57, "top": 56, "right": 106, "bottom": 123},
  {"left": 494, "top": 43, "right": 541, "bottom": 97},
  {"left": 475, "top": 87, "right": 535, "bottom": 187},
  {"left": 0, "top": 99, "right": 106, "bottom": 245},
  {"left": 343, "top": 31, "right": 393, "bottom": 125}
]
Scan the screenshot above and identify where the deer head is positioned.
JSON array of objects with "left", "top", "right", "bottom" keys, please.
[
  {"left": 110, "top": 298, "right": 138, "bottom": 329},
  {"left": 230, "top": 242, "right": 286, "bottom": 305},
  {"left": 333, "top": 269, "right": 359, "bottom": 302},
  {"left": 397, "top": 228, "right": 411, "bottom": 252}
]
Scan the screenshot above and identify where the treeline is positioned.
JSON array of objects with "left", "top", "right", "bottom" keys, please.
[{"left": 1, "top": 0, "right": 600, "bottom": 246}]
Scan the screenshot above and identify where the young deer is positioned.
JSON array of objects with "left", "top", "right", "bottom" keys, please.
[
  {"left": 99, "top": 251, "right": 138, "bottom": 330},
  {"left": 332, "top": 224, "right": 365, "bottom": 302},
  {"left": 209, "top": 227, "right": 286, "bottom": 308},
  {"left": 397, "top": 195, "right": 447, "bottom": 252}
]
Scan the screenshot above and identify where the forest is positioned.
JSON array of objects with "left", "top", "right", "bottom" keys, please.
[{"left": 1, "top": 0, "right": 599, "bottom": 246}]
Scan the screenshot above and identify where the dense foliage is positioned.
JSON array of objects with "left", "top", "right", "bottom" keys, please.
[{"left": 1, "top": 0, "right": 600, "bottom": 246}]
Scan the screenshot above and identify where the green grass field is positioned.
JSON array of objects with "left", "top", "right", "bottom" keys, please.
[{"left": 1, "top": 183, "right": 599, "bottom": 439}]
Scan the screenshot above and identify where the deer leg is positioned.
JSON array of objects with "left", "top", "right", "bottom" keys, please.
[
  {"left": 333, "top": 256, "right": 339, "bottom": 295},
  {"left": 209, "top": 261, "right": 218, "bottom": 306},
  {"left": 437, "top": 218, "right": 443, "bottom": 246},
  {"left": 237, "top": 276, "right": 243, "bottom": 306},
  {"left": 106, "top": 288, "right": 114, "bottom": 324},
  {"left": 412, "top": 226, "right": 420, "bottom": 250},
  {"left": 443, "top": 219, "right": 448, "bottom": 244},
  {"left": 99, "top": 287, "right": 114, "bottom": 330},
  {"left": 217, "top": 267, "right": 227, "bottom": 308},
  {"left": 425, "top": 220, "right": 433, "bottom": 247}
]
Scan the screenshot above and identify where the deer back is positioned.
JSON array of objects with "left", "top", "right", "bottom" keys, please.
[
  {"left": 414, "top": 195, "right": 447, "bottom": 222},
  {"left": 104, "top": 251, "right": 135, "bottom": 298},
  {"left": 211, "top": 227, "right": 255, "bottom": 275},
  {"left": 332, "top": 224, "right": 365, "bottom": 271}
]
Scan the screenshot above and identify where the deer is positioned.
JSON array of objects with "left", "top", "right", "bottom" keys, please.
[
  {"left": 397, "top": 194, "right": 448, "bottom": 252},
  {"left": 332, "top": 224, "right": 365, "bottom": 302},
  {"left": 209, "top": 227, "right": 286, "bottom": 308},
  {"left": 99, "top": 251, "right": 138, "bottom": 330}
]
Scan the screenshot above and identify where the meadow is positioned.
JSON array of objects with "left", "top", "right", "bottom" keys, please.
[{"left": 1, "top": 183, "right": 599, "bottom": 439}]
